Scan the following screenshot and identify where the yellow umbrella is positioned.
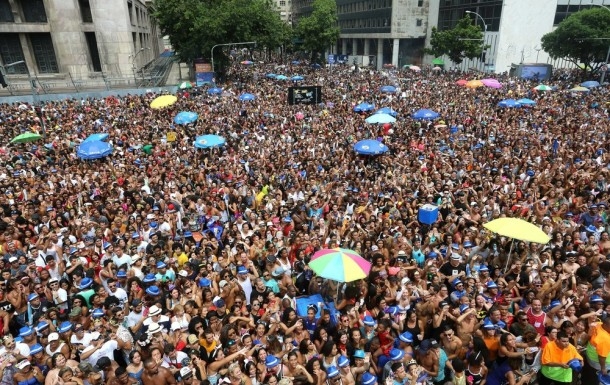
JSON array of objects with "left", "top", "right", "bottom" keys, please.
[
  {"left": 569, "top": 86, "right": 590, "bottom": 92},
  {"left": 483, "top": 217, "right": 550, "bottom": 244},
  {"left": 465, "top": 80, "right": 483, "bottom": 88},
  {"left": 150, "top": 95, "right": 178, "bottom": 109}
]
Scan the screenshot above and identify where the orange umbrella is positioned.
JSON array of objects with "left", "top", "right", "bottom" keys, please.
[
  {"left": 465, "top": 80, "right": 484, "bottom": 88},
  {"left": 456, "top": 79, "right": 468, "bottom": 86}
]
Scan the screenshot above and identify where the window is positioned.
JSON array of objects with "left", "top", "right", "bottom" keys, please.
[
  {"left": 21, "top": 0, "right": 47, "bottom": 22},
  {"left": 280, "top": 0, "right": 286, "bottom": 6},
  {"left": 29, "top": 33, "right": 58, "bottom": 73},
  {"left": 416, "top": 19, "right": 422, "bottom": 26},
  {"left": 418, "top": 0, "right": 424, "bottom": 6},
  {"left": 128, "top": 1, "right": 134, "bottom": 25},
  {"left": 85, "top": 32, "right": 101, "bottom": 72},
  {"left": 77, "top": 0, "right": 93, "bottom": 23},
  {"left": 0, "top": 0, "right": 13, "bottom": 22},
  {"left": 0, "top": 34, "right": 26, "bottom": 74}
]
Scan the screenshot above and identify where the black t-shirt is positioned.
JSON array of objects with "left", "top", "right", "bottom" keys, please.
[{"left": 439, "top": 262, "right": 467, "bottom": 278}]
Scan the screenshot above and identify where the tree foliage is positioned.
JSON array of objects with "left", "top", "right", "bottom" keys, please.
[
  {"left": 295, "top": 0, "right": 340, "bottom": 62},
  {"left": 152, "top": 0, "right": 292, "bottom": 64},
  {"left": 541, "top": 8, "right": 610, "bottom": 73},
  {"left": 424, "top": 16, "right": 485, "bottom": 65}
]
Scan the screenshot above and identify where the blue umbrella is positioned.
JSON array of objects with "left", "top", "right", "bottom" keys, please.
[
  {"left": 354, "top": 103, "right": 375, "bottom": 112},
  {"left": 311, "top": 63, "right": 321, "bottom": 69},
  {"left": 375, "top": 107, "right": 398, "bottom": 117},
  {"left": 266, "top": 73, "right": 277, "bottom": 79},
  {"left": 174, "top": 111, "right": 199, "bottom": 125},
  {"left": 380, "top": 85, "right": 396, "bottom": 93},
  {"left": 516, "top": 98, "right": 536, "bottom": 106},
  {"left": 412, "top": 109, "right": 439, "bottom": 120},
  {"left": 291, "top": 75, "right": 304, "bottom": 81},
  {"left": 83, "top": 133, "right": 109, "bottom": 143},
  {"left": 194, "top": 135, "right": 226, "bottom": 149},
  {"left": 581, "top": 80, "right": 600, "bottom": 88},
  {"left": 498, "top": 99, "right": 521, "bottom": 108},
  {"left": 291, "top": 60, "right": 301, "bottom": 65},
  {"left": 207, "top": 87, "right": 222, "bottom": 95},
  {"left": 276, "top": 75, "right": 288, "bottom": 81},
  {"left": 365, "top": 113, "right": 396, "bottom": 124},
  {"left": 353, "top": 139, "right": 389, "bottom": 155},
  {"left": 239, "top": 93, "right": 256, "bottom": 101},
  {"left": 77, "top": 141, "right": 113, "bottom": 160}
]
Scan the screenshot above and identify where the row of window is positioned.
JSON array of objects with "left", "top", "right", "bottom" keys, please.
[
  {"left": 0, "top": 33, "right": 58, "bottom": 74},
  {"left": 0, "top": 0, "right": 96, "bottom": 23},
  {"left": 437, "top": 3, "right": 503, "bottom": 31},
  {"left": 339, "top": 18, "right": 424, "bottom": 29},
  {"left": 337, "top": 0, "right": 393, "bottom": 14},
  {"left": 127, "top": 0, "right": 150, "bottom": 28}
]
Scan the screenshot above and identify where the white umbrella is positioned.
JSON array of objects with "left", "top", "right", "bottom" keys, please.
[{"left": 365, "top": 113, "right": 396, "bottom": 124}]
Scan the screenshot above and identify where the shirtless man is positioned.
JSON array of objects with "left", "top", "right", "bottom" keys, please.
[
  {"left": 562, "top": 253, "right": 580, "bottom": 275},
  {"left": 456, "top": 307, "right": 478, "bottom": 345},
  {"left": 439, "top": 325, "right": 463, "bottom": 360},
  {"left": 338, "top": 356, "right": 356, "bottom": 385},
  {"left": 416, "top": 340, "right": 441, "bottom": 381},
  {"left": 142, "top": 358, "right": 177, "bottom": 385}
]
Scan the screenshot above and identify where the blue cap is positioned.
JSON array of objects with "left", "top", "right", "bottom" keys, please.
[
  {"left": 19, "top": 326, "right": 34, "bottom": 337},
  {"left": 479, "top": 265, "right": 489, "bottom": 272},
  {"left": 363, "top": 315, "right": 376, "bottom": 326},
  {"left": 399, "top": 331, "right": 414, "bottom": 343},
  {"left": 36, "top": 321, "right": 49, "bottom": 332},
  {"left": 143, "top": 273, "right": 156, "bottom": 283},
  {"left": 586, "top": 225, "right": 597, "bottom": 233},
  {"left": 199, "top": 278, "right": 211, "bottom": 287},
  {"left": 131, "top": 232, "right": 140, "bottom": 239},
  {"left": 237, "top": 266, "right": 248, "bottom": 275},
  {"left": 451, "top": 243, "right": 460, "bottom": 250},
  {"left": 452, "top": 278, "right": 462, "bottom": 288},
  {"left": 483, "top": 320, "right": 496, "bottom": 329},
  {"left": 361, "top": 372, "right": 377, "bottom": 385},
  {"left": 550, "top": 300, "right": 561, "bottom": 309},
  {"left": 487, "top": 281, "right": 498, "bottom": 289},
  {"left": 14, "top": 336, "right": 23, "bottom": 343},
  {"left": 337, "top": 355, "right": 349, "bottom": 368},
  {"left": 92, "top": 308, "right": 105, "bottom": 318},
  {"left": 566, "top": 212, "right": 574, "bottom": 217},
  {"left": 591, "top": 295, "right": 604, "bottom": 303},
  {"left": 459, "top": 304, "right": 470, "bottom": 314},
  {"left": 30, "top": 344, "right": 43, "bottom": 355},
  {"left": 353, "top": 350, "right": 366, "bottom": 359},
  {"left": 150, "top": 222, "right": 158, "bottom": 228},
  {"left": 103, "top": 242, "right": 111, "bottom": 250},
  {"left": 69, "top": 247, "right": 78, "bottom": 255},
  {"left": 27, "top": 293, "right": 39, "bottom": 302},
  {"left": 427, "top": 251, "right": 438, "bottom": 259},
  {"left": 527, "top": 170, "right": 535, "bottom": 177},
  {"left": 78, "top": 277, "right": 93, "bottom": 290},
  {"left": 389, "top": 348, "right": 404, "bottom": 361},
  {"left": 152, "top": 206, "right": 160, "bottom": 211},
  {"left": 146, "top": 286, "right": 160, "bottom": 296},
  {"left": 385, "top": 306, "right": 398, "bottom": 316},
  {"left": 327, "top": 366, "right": 340, "bottom": 378},
  {"left": 463, "top": 241, "right": 473, "bottom": 248},
  {"left": 117, "top": 270, "right": 127, "bottom": 278},
  {"left": 58, "top": 321, "right": 72, "bottom": 333},
  {"left": 156, "top": 261, "right": 166, "bottom": 269},
  {"left": 214, "top": 298, "right": 225, "bottom": 308},
  {"left": 265, "top": 355, "right": 280, "bottom": 368}
]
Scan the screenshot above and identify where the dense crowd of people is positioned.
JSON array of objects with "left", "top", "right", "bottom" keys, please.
[{"left": 0, "top": 58, "right": 608, "bottom": 385}]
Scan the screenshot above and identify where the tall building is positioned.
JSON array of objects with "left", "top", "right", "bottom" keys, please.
[
  {"left": 293, "top": 0, "right": 429, "bottom": 70},
  {"left": 0, "top": 0, "right": 163, "bottom": 83},
  {"left": 274, "top": 0, "right": 293, "bottom": 24}
]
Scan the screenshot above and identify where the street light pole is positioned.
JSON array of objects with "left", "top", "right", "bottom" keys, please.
[
  {"left": 211, "top": 41, "right": 257, "bottom": 74},
  {"left": 129, "top": 47, "right": 150, "bottom": 86},
  {"left": 465, "top": 10, "right": 487, "bottom": 72},
  {"left": 590, "top": 2, "right": 610, "bottom": 84}
]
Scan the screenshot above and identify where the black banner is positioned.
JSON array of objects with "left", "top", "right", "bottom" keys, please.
[{"left": 287, "top": 86, "right": 322, "bottom": 105}]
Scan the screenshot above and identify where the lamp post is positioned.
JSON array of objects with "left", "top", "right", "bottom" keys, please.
[
  {"left": 211, "top": 41, "right": 256, "bottom": 74},
  {"left": 590, "top": 2, "right": 610, "bottom": 84},
  {"left": 465, "top": 10, "right": 487, "bottom": 72},
  {"left": 129, "top": 47, "right": 150, "bottom": 86}
]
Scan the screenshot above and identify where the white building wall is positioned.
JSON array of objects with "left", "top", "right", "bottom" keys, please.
[
  {"left": 391, "top": 0, "right": 428, "bottom": 38},
  {"left": 494, "top": 0, "right": 557, "bottom": 74}
]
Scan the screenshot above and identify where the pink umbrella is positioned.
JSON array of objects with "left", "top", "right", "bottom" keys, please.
[
  {"left": 295, "top": 112, "right": 304, "bottom": 120},
  {"left": 481, "top": 78, "right": 502, "bottom": 88}
]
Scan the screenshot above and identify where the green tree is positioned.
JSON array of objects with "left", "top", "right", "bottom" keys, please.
[
  {"left": 153, "top": 0, "right": 291, "bottom": 65},
  {"left": 541, "top": 8, "right": 610, "bottom": 75},
  {"left": 295, "top": 0, "right": 340, "bottom": 62},
  {"left": 424, "top": 16, "right": 485, "bottom": 65}
]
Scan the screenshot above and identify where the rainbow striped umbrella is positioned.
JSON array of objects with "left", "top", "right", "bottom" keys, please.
[{"left": 309, "top": 248, "right": 371, "bottom": 282}]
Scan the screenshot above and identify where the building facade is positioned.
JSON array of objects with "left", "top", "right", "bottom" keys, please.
[
  {"left": 0, "top": 0, "right": 163, "bottom": 84},
  {"left": 274, "top": 0, "right": 293, "bottom": 24},
  {"left": 426, "top": 0, "right": 610, "bottom": 74},
  {"left": 293, "top": 0, "right": 430, "bottom": 70}
]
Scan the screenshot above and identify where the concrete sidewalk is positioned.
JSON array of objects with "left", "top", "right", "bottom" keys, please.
[{"left": 166, "top": 62, "right": 191, "bottom": 85}]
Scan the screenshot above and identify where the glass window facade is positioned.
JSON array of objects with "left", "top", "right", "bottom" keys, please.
[{"left": 437, "top": 0, "right": 503, "bottom": 32}]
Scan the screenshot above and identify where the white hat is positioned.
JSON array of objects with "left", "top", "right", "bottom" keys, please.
[
  {"left": 16, "top": 360, "right": 31, "bottom": 370},
  {"left": 178, "top": 270, "right": 188, "bottom": 278},
  {"left": 146, "top": 214, "right": 156, "bottom": 220},
  {"left": 219, "top": 280, "right": 228, "bottom": 288},
  {"left": 89, "top": 331, "right": 102, "bottom": 340},
  {"left": 180, "top": 367, "right": 193, "bottom": 378},
  {"left": 147, "top": 323, "right": 162, "bottom": 334},
  {"left": 397, "top": 250, "right": 407, "bottom": 256},
  {"left": 148, "top": 305, "right": 162, "bottom": 317},
  {"left": 47, "top": 332, "right": 59, "bottom": 342},
  {"left": 401, "top": 277, "right": 410, "bottom": 286},
  {"left": 371, "top": 245, "right": 379, "bottom": 251},
  {"left": 171, "top": 322, "right": 182, "bottom": 331}
]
